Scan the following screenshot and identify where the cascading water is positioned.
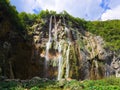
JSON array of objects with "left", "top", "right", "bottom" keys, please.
[
  {"left": 52, "top": 16, "right": 63, "bottom": 80},
  {"left": 65, "top": 43, "right": 70, "bottom": 78},
  {"left": 45, "top": 16, "right": 52, "bottom": 61},
  {"left": 57, "top": 41, "right": 63, "bottom": 80},
  {"left": 53, "top": 16, "right": 63, "bottom": 80},
  {"left": 54, "top": 15, "right": 58, "bottom": 42},
  {"left": 44, "top": 16, "right": 52, "bottom": 77},
  {"left": 65, "top": 26, "right": 71, "bottom": 79},
  {"left": 57, "top": 16, "right": 71, "bottom": 80},
  {"left": 44, "top": 15, "right": 71, "bottom": 80}
]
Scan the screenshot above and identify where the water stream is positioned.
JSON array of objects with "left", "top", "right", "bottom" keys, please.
[
  {"left": 45, "top": 15, "right": 71, "bottom": 80},
  {"left": 44, "top": 16, "right": 53, "bottom": 77},
  {"left": 57, "top": 41, "right": 63, "bottom": 80},
  {"left": 65, "top": 43, "right": 70, "bottom": 78}
]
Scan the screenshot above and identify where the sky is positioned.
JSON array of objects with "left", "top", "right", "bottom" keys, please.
[{"left": 10, "top": 0, "right": 120, "bottom": 21}]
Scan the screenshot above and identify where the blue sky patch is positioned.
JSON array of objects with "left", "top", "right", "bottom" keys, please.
[
  {"left": 33, "top": 8, "right": 41, "bottom": 14},
  {"left": 100, "top": 0, "right": 111, "bottom": 11}
]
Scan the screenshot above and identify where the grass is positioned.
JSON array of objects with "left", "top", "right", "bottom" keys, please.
[{"left": 0, "top": 76, "right": 120, "bottom": 90}]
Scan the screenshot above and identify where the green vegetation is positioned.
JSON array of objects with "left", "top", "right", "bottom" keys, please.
[
  {"left": 0, "top": 76, "right": 120, "bottom": 90},
  {"left": 18, "top": 12, "right": 37, "bottom": 27},
  {"left": 0, "top": 0, "right": 26, "bottom": 35},
  {"left": 86, "top": 20, "right": 120, "bottom": 52}
]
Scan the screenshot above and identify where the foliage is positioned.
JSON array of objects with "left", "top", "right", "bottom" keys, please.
[
  {"left": 86, "top": 20, "right": 120, "bottom": 52},
  {"left": 0, "top": 76, "right": 120, "bottom": 90},
  {"left": 0, "top": 0, "right": 25, "bottom": 33},
  {"left": 37, "top": 10, "right": 56, "bottom": 19},
  {"left": 59, "top": 11, "right": 87, "bottom": 29},
  {"left": 19, "top": 12, "right": 37, "bottom": 26}
]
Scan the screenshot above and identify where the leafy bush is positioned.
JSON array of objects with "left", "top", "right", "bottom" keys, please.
[
  {"left": 30, "top": 86, "right": 39, "bottom": 90},
  {"left": 0, "top": 77, "right": 120, "bottom": 90}
]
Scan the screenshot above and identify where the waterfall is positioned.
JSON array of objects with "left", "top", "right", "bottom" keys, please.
[
  {"left": 58, "top": 16, "right": 71, "bottom": 80},
  {"left": 65, "top": 27, "right": 71, "bottom": 79},
  {"left": 44, "top": 16, "right": 52, "bottom": 77},
  {"left": 45, "top": 16, "right": 52, "bottom": 61},
  {"left": 57, "top": 41, "right": 63, "bottom": 80},
  {"left": 54, "top": 15, "right": 58, "bottom": 42},
  {"left": 44, "top": 15, "right": 71, "bottom": 80},
  {"left": 53, "top": 16, "right": 63, "bottom": 80},
  {"left": 52, "top": 16, "right": 64, "bottom": 80},
  {"left": 65, "top": 26, "right": 71, "bottom": 79},
  {"left": 65, "top": 43, "right": 70, "bottom": 78}
]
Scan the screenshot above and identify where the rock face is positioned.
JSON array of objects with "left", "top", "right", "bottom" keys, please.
[
  {"left": 111, "top": 56, "right": 120, "bottom": 77},
  {"left": 0, "top": 2, "right": 41, "bottom": 79},
  {"left": 1, "top": 13, "right": 119, "bottom": 80},
  {"left": 0, "top": 28, "right": 35, "bottom": 79},
  {"left": 31, "top": 16, "right": 117, "bottom": 80}
]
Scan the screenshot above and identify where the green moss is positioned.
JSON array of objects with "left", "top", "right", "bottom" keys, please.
[
  {"left": 88, "top": 47, "right": 92, "bottom": 52},
  {"left": 86, "top": 20, "right": 120, "bottom": 51},
  {"left": 69, "top": 46, "right": 79, "bottom": 79}
]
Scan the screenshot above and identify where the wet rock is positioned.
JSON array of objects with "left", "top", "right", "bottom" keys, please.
[
  {"left": 0, "top": 76, "right": 7, "bottom": 81},
  {"left": 116, "top": 68, "right": 120, "bottom": 77},
  {"left": 31, "top": 76, "right": 41, "bottom": 81},
  {"left": 29, "top": 16, "right": 117, "bottom": 80},
  {"left": 111, "top": 56, "right": 120, "bottom": 77}
]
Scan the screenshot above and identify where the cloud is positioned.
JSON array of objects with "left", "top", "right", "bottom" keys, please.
[
  {"left": 10, "top": 0, "right": 120, "bottom": 20},
  {"left": 109, "top": 0, "right": 120, "bottom": 8},
  {"left": 101, "top": 5, "right": 120, "bottom": 20},
  {"left": 35, "top": 0, "right": 104, "bottom": 20}
]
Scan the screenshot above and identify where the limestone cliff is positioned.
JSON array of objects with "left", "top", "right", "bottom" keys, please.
[{"left": 30, "top": 15, "right": 117, "bottom": 80}]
